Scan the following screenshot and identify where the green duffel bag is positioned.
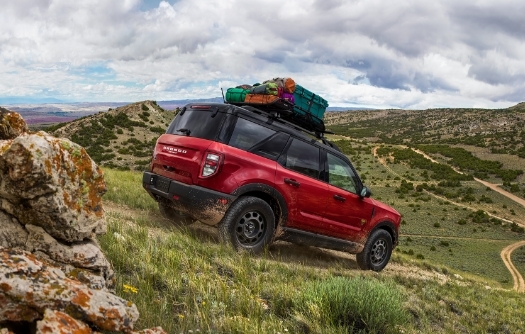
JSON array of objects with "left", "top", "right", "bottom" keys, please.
[
  {"left": 225, "top": 88, "right": 250, "bottom": 103},
  {"left": 293, "top": 84, "right": 329, "bottom": 120}
]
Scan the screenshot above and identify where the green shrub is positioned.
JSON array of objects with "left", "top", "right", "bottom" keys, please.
[
  {"left": 294, "top": 276, "right": 408, "bottom": 333},
  {"left": 149, "top": 126, "right": 165, "bottom": 135},
  {"left": 457, "top": 219, "right": 467, "bottom": 225}
]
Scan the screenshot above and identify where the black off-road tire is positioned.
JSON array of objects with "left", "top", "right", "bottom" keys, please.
[
  {"left": 356, "top": 229, "right": 393, "bottom": 272},
  {"left": 218, "top": 197, "right": 275, "bottom": 254},
  {"left": 158, "top": 202, "right": 194, "bottom": 227}
]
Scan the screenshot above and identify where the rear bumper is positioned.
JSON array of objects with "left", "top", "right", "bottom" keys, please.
[{"left": 142, "top": 171, "right": 236, "bottom": 225}]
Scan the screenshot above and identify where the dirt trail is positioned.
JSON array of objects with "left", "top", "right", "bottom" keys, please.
[
  {"left": 412, "top": 148, "right": 525, "bottom": 210},
  {"left": 371, "top": 146, "right": 401, "bottom": 177},
  {"left": 474, "top": 178, "right": 525, "bottom": 209},
  {"left": 501, "top": 240, "right": 525, "bottom": 293},
  {"left": 373, "top": 145, "right": 525, "bottom": 292}
]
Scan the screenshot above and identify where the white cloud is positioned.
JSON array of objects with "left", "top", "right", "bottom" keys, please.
[{"left": 0, "top": 0, "right": 524, "bottom": 108}]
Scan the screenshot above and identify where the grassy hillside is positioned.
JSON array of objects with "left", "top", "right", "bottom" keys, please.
[
  {"left": 48, "top": 100, "right": 176, "bottom": 171},
  {"left": 325, "top": 104, "right": 525, "bottom": 199},
  {"left": 100, "top": 168, "right": 525, "bottom": 333}
]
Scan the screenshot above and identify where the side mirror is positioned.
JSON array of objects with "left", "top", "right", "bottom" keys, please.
[{"left": 360, "top": 186, "right": 372, "bottom": 198}]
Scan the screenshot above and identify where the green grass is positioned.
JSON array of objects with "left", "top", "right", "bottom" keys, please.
[
  {"left": 101, "top": 209, "right": 390, "bottom": 333},
  {"left": 98, "top": 162, "right": 525, "bottom": 333},
  {"left": 391, "top": 271, "right": 525, "bottom": 333},
  {"left": 294, "top": 276, "right": 408, "bottom": 333},
  {"left": 397, "top": 237, "right": 513, "bottom": 287},
  {"left": 103, "top": 168, "right": 158, "bottom": 211}
]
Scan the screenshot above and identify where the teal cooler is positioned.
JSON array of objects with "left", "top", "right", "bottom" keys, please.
[
  {"left": 225, "top": 88, "right": 250, "bottom": 103},
  {"left": 293, "top": 85, "right": 329, "bottom": 120}
]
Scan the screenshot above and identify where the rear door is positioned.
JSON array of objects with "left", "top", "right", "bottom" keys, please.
[
  {"left": 275, "top": 138, "right": 329, "bottom": 234},
  {"left": 152, "top": 105, "right": 227, "bottom": 184}
]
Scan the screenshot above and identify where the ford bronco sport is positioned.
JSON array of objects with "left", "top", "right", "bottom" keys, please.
[{"left": 143, "top": 103, "right": 401, "bottom": 271}]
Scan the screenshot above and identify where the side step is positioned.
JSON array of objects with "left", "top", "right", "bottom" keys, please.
[{"left": 278, "top": 227, "right": 364, "bottom": 254}]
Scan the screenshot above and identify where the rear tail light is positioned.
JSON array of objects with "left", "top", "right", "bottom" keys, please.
[{"left": 201, "top": 152, "right": 223, "bottom": 177}]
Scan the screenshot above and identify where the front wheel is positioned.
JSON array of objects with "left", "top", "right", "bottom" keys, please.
[
  {"left": 356, "top": 229, "right": 393, "bottom": 271},
  {"left": 158, "top": 202, "right": 194, "bottom": 227},
  {"left": 218, "top": 197, "right": 275, "bottom": 254}
]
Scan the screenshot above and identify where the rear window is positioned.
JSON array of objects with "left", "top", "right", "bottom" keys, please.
[{"left": 166, "top": 106, "right": 226, "bottom": 140}]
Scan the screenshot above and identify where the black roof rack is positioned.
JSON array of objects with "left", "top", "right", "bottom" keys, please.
[{"left": 235, "top": 104, "right": 340, "bottom": 152}]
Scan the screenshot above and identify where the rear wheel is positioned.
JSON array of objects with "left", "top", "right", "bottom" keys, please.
[
  {"left": 158, "top": 202, "right": 194, "bottom": 226},
  {"left": 356, "top": 229, "right": 392, "bottom": 272},
  {"left": 218, "top": 197, "right": 275, "bottom": 254}
]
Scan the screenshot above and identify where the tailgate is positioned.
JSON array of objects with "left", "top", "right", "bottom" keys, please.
[{"left": 151, "top": 134, "right": 212, "bottom": 185}]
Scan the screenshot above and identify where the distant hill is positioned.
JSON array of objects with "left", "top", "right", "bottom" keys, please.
[
  {"left": 325, "top": 102, "right": 525, "bottom": 159},
  {"left": 50, "top": 100, "right": 176, "bottom": 171}
]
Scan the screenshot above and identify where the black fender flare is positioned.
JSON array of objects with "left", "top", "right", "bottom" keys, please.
[
  {"left": 231, "top": 183, "right": 288, "bottom": 226},
  {"left": 371, "top": 220, "right": 399, "bottom": 246}
]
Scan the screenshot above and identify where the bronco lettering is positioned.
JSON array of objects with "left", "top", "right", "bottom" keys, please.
[{"left": 163, "top": 146, "right": 187, "bottom": 154}]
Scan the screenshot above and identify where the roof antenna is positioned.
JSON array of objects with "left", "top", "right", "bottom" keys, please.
[{"left": 221, "top": 88, "right": 226, "bottom": 103}]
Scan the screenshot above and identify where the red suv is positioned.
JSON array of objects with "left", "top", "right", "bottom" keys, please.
[{"left": 143, "top": 103, "right": 401, "bottom": 271}]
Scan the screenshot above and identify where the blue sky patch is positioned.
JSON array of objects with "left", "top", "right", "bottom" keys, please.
[
  {"left": 139, "top": 0, "right": 179, "bottom": 11},
  {"left": 69, "top": 64, "right": 116, "bottom": 80}
]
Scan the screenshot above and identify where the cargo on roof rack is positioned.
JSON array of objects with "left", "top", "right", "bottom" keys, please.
[{"left": 223, "top": 79, "right": 329, "bottom": 135}]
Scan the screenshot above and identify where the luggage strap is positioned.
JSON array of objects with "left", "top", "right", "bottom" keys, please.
[{"left": 306, "top": 93, "right": 316, "bottom": 113}]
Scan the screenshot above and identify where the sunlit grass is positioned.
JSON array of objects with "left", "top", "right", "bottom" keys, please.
[{"left": 102, "top": 168, "right": 157, "bottom": 211}]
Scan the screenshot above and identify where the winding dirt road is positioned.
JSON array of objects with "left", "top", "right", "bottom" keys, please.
[
  {"left": 372, "top": 145, "right": 525, "bottom": 292},
  {"left": 501, "top": 241, "right": 525, "bottom": 293},
  {"left": 411, "top": 148, "right": 525, "bottom": 209}
]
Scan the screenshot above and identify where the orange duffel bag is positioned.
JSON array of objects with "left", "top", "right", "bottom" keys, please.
[{"left": 244, "top": 94, "right": 281, "bottom": 104}]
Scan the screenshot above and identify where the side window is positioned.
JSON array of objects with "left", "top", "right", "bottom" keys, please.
[
  {"left": 282, "top": 139, "right": 321, "bottom": 179},
  {"left": 327, "top": 153, "right": 358, "bottom": 193},
  {"left": 252, "top": 132, "right": 290, "bottom": 160},
  {"left": 229, "top": 118, "right": 276, "bottom": 151}
]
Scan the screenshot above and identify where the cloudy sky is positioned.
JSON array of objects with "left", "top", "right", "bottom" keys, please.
[{"left": 1, "top": 0, "right": 524, "bottom": 109}]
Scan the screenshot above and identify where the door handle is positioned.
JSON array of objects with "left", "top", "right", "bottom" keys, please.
[
  {"left": 284, "top": 178, "right": 300, "bottom": 187},
  {"left": 334, "top": 194, "right": 346, "bottom": 202}
]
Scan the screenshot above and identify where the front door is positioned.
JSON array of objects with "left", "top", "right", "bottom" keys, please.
[{"left": 322, "top": 153, "right": 374, "bottom": 240}]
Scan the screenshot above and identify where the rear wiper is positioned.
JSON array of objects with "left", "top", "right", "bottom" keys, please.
[
  {"left": 211, "top": 106, "right": 220, "bottom": 118},
  {"left": 177, "top": 128, "right": 191, "bottom": 136}
]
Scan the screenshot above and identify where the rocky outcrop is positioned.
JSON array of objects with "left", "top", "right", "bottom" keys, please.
[
  {"left": 0, "top": 131, "right": 107, "bottom": 242},
  {"left": 0, "top": 108, "right": 28, "bottom": 140},
  {"left": 0, "top": 130, "right": 112, "bottom": 289},
  {"left": 0, "top": 110, "right": 166, "bottom": 333}
]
